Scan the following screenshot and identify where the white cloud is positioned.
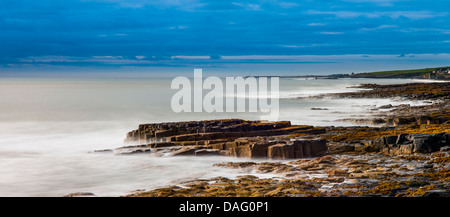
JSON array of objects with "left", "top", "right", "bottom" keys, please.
[
  {"left": 172, "top": 55, "right": 210, "bottom": 59},
  {"left": 280, "top": 44, "right": 333, "bottom": 48},
  {"left": 306, "top": 10, "right": 448, "bottom": 20},
  {"left": 307, "top": 23, "right": 326, "bottom": 26},
  {"left": 277, "top": 2, "right": 299, "bottom": 8},
  {"left": 91, "top": 0, "right": 205, "bottom": 11},
  {"left": 168, "top": 25, "right": 189, "bottom": 30},
  {"left": 320, "top": 31, "right": 344, "bottom": 35},
  {"left": 342, "top": 0, "right": 402, "bottom": 7},
  {"left": 232, "top": 2, "right": 262, "bottom": 11},
  {"left": 97, "top": 33, "right": 129, "bottom": 37},
  {"left": 400, "top": 28, "right": 450, "bottom": 34},
  {"left": 360, "top": 24, "right": 398, "bottom": 31}
]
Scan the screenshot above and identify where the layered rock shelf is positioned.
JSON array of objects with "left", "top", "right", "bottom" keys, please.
[
  {"left": 120, "top": 119, "right": 328, "bottom": 159},
  {"left": 124, "top": 119, "right": 301, "bottom": 143}
]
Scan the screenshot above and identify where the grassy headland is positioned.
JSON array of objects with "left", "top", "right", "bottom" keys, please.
[{"left": 350, "top": 66, "right": 450, "bottom": 79}]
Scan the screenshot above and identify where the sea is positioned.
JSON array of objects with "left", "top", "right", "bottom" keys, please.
[{"left": 0, "top": 75, "right": 436, "bottom": 196}]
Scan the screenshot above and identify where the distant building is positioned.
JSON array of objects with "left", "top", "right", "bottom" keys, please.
[{"left": 433, "top": 68, "right": 450, "bottom": 74}]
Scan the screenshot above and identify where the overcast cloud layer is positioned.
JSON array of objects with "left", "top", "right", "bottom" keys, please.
[{"left": 1, "top": 0, "right": 449, "bottom": 74}]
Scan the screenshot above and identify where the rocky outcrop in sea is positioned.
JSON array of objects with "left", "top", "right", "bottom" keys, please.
[{"left": 118, "top": 119, "right": 328, "bottom": 159}]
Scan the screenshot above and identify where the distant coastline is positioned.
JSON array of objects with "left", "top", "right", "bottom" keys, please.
[{"left": 246, "top": 66, "right": 450, "bottom": 80}]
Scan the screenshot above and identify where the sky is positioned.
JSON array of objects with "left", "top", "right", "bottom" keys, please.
[{"left": 1, "top": 0, "right": 450, "bottom": 76}]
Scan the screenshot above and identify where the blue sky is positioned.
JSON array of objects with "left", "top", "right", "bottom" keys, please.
[{"left": 1, "top": 0, "right": 450, "bottom": 75}]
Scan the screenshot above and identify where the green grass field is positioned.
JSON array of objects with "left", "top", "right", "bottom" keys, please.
[{"left": 355, "top": 66, "right": 450, "bottom": 78}]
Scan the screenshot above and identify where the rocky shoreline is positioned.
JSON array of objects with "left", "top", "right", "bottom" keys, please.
[
  {"left": 91, "top": 81, "right": 450, "bottom": 197},
  {"left": 315, "top": 82, "right": 450, "bottom": 126}
]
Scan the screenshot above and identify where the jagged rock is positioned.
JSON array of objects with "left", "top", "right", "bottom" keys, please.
[
  {"left": 223, "top": 141, "right": 240, "bottom": 157},
  {"left": 310, "top": 139, "right": 328, "bottom": 157},
  {"left": 423, "top": 190, "right": 450, "bottom": 197},
  {"left": 389, "top": 144, "right": 414, "bottom": 155},
  {"left": 327, "top": 169, "right": 348, "bottom": 177},
  {"left": 378, "top": 104, "right": 393, "bottom": 109},
  {"left": 292, "top": 139, "right": 327, "bottom": 158},
  {"left": 418, "top": 116, "right": 431, "bottom": 125},
  {"left": 393, "top": 117, "right": 416, "bottom": 126},
  {"left": 268, "top": 144, "right": 295, "bottom": 160},
  {"left": 369, "top": 136, "right": 397, "bottom": 152},
  {"left": 409, "top": 134, "right": 431, "bottom": 153},
  {"left": 367, "top": 133, "right": 450, "bottom": 155},
  {"left": 372, "top": 118, "right": 387, "bottom": 124},
  {"left": 154, "top": 129, "right": 175, "bottom": 138},
  {"left": 118, "top": 148, "right": 152, "bottom": 155},
  {"left": 396, "top": 134, "right": 409, "bottom": 144},
  {"left": 336, "top": 145, "right": 356, "bottom": 152},
  {"left": 411, "top": 134, "right": 445, "bottom": 153},
  {"left": 92, "top": 149, "right": 113, "bottom": 153},
  {"left": 441, "top": 146, "right": 450, "bottom": 152},
  {"left": 235, "top": 143, "right": 271, "bottom": 158},
  {"left": 358, "top": 140, "right": 372, "bottom": 147}
]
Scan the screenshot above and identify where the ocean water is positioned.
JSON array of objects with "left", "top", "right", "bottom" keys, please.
[{"left": 0, "top": 76, "right": 433, "bottom": 196}]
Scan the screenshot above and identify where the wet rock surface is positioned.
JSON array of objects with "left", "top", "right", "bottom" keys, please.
[
  {"left": 120, "top": 82, "right": 450, "bottom": 197},
  {"left": 317, "top": 82, "right": 450, "bottom": 101},
  {"left": 126, "top": 151, "right": 450, "bottom": 197},
  {"left": 117, "top": 119, "right": 328, "bottom": 159},
  {"left": 124, "top": 119, "right": 293, "bottom": 143},
  {"left": 316, "top": 82, "right": 450, "bottom": 127}
]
